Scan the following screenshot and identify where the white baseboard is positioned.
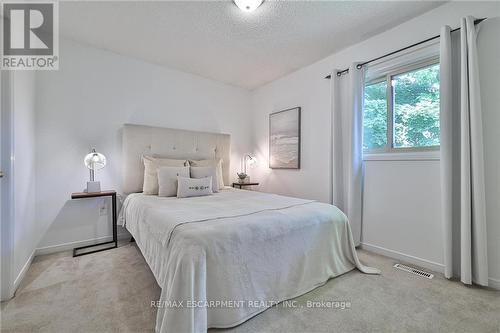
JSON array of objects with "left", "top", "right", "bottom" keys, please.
[
  {"left": 11, "top": 249, "right": 36, "bottom": 298},
  {"left": 35, "top": 232, "right": 131, "bottom": 256},
  {"left": 488, "top": 277, "right": 500, "bottom": 290},
  {"left": 360, "top": 242, "right": 445, "bottom": 274}
]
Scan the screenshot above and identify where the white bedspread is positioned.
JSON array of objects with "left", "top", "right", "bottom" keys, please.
[{"left": 120, "top": 188, "right": 379, "bottom": 333}]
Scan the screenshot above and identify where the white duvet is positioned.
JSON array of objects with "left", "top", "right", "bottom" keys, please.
[{"left": 120, "top": 188, "right": 379, "bottom": 333}]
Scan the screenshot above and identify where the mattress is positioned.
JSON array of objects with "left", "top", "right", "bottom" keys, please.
[{"left": 120, "top": 188, "right": 378, "bottom": 333}]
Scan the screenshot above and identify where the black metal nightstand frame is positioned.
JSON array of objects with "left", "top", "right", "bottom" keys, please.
[
  {"left": 232, "top": 182, "right": 259, "bottom": 189},
  {"left": 70, "top": 191, "right": 118, "bottom": 257}
]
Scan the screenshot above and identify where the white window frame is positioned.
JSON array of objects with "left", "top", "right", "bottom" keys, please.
[{"left": 363, "top": 57, "right": 440, "bottom": 157}]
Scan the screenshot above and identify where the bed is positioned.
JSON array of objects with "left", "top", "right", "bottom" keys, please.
[{"left": 119, "top": 124, "right": 379, "bottom": 333}]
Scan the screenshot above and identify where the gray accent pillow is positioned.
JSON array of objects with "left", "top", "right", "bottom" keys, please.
[
  {"left": 188, "top": 158, "right": 224, "bottom": 189},
  {"left": 190, "top": 166, "right": 219, "bottom": 193},
  {"left": 177, "top": 176, "right": 213, "bottom": 198},
  {"left": 157, "top": 166, "right": 190, "bottom": 197}
]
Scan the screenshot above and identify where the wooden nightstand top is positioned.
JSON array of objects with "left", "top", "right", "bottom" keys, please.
[{"left": 71, "top": 190, "right": 116, "bottom": 199}]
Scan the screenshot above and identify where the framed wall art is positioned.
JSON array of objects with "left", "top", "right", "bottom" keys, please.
[{"left": 269, "top": 107, "right": 301, "bottom": 169}]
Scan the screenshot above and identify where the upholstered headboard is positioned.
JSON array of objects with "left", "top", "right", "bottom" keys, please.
[{"left": 122, "top": 124, "right": 231, "bottom": 194}]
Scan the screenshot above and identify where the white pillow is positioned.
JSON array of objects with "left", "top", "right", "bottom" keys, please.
[
  {"left": 189, "top": 159, "right": 224, "bottom": 189},
  {"left": 158, "top": 166, "right": 190, "bottom": 197},
  {"left": 143, "top": 156, "right": 187, "bottom": 195},
  {"left": 177, "top": 176, "right": 213, "bottom": 198},
  {"left": 190, "top": 166, "right": 219, "bottom": 193}
]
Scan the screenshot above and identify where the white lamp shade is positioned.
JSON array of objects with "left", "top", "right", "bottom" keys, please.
[
  {"left": 84, "top": 150, "right": 106, "bottom": 170},
  {"left": 247, "top": 156, "right": 257, "bottom": 168}
]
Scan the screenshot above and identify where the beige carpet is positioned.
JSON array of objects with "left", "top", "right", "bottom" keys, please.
[{"left": 1, "top": 243, "right": 499, "bottom": 333}]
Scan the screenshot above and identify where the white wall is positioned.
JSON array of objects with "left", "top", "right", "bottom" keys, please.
[
  {"left": 12, "top": 72, "right": 38, "bottom": 290},
  {"left": 250, "top": 1, "right": 500, "bottom": 283},
  {"left": 362, "top": 159, "right": 443, "bottom": 271},
  {"left": 36, "top": 38, "right": 252, "bottom": 250}
]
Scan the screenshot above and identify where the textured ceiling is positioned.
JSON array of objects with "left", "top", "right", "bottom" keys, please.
[{"left": 59, "top": 1, "right": 445, "bottom": 89}]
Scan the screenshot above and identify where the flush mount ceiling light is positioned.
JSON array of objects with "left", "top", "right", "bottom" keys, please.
[{"left": 234, "top": 0, "right": 264, "bottom": 12}]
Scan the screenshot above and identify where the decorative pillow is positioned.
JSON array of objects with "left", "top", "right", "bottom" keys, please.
[
  {"left": 190, "top": 166, "right": 219, "bottom": 193},
  {"left": 157, "top": 166, "right": 190, "bottom": 197},
  {"left": 177, "top": 176, "right": 213, "bottom": 198},
  {"left": 143, "top": 156, "right": 187, "bottom": 195},
  {"left": 189, "top": 158, "right": 224, "bottom": 189}
]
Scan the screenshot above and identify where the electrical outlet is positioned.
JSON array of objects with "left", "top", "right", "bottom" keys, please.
[{"left": 99, "top": 199, "right": 107, "bottom": 216}]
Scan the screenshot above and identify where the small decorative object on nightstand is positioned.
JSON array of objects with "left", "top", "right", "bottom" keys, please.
[
  {"left": 232, "top": 182, "right": 259, "bottom": 189},
  {"left": 70, "top": 190, "right": 117, "bottom": 257},
  {"left": 237, "top": 172, "right": 248, "bottom": 183}
]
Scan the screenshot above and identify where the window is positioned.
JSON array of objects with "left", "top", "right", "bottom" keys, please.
[
  {"left": 363, "top": 62, "right": 440, "bottom": 152},
  {"left": 363, "top": 80, "right": 388, "bottom": 150}
]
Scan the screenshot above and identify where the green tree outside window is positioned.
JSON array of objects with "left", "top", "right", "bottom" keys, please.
[{"left": 363, "top": 63, "right": 440, "bottom": 150}]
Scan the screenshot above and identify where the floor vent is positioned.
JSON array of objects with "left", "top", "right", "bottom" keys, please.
[{"left": 393, "top": 263, "right": 434, "bottom": 279}]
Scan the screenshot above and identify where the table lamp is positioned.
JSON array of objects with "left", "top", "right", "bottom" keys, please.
[
  {"left": 237, "top": 154, "right": 257, "bottom": 183},
  {"left": 84, "top": 148, "right": 106, "bottom": 193}
]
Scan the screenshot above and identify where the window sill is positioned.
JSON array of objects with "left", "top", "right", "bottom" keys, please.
[{"left": 363, "top": 150, "right": 440, "bottom": 161}]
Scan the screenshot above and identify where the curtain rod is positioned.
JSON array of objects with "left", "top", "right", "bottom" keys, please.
[{"left": 324, "top": 18, "right": 486, "bottom": 79}]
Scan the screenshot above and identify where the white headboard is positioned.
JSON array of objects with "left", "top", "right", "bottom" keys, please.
[{"left": 122, "top": 124, "right": 231, "bottom": 194}]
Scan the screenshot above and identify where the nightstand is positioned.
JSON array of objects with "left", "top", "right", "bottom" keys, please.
[
  {"left": 232, "top": 182, "right": 259, "bottom": 189},
  {"left": 70, "top": 190, "right": 117, "bottom": 257}
]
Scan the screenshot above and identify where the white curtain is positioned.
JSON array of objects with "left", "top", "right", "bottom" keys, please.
[
  {"left": 440, "top": 16, "right": 488, "bottom": 286},
  {"left": 331, "top": 63, "right": 365, "bottom": 246}
]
